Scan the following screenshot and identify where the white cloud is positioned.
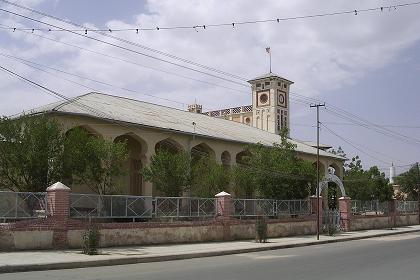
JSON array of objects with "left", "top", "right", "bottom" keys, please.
[{"left": 1, "top": 0, "right": 420, "bottom": 117}]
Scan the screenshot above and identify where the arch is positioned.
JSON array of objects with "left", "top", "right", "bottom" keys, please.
[
  {"left": 191, "top": 142, "right": 215, "bottom": 161},
  {"left": 328, "top": 162, "right": 342, "bottom": 178},
  {"left": 64, "top": 125, "right": 101, "bottom": 138},
  {"left": 114, "top": 133, "right": 147, "bottom": 196},
  {"left": 318, "top": 172, "right": 346, "bottom": 197},
  {"left": 221, "top": 151, "right": 231, "bottom": 167},
  {"left": 236, "top": 150, "right": 250, "bottom": 165},
  {"left": 155, "top": 138, "right": 184, "bottom": 154}
]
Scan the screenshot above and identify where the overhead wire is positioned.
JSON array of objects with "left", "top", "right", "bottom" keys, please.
[
  {"left": 321, "top": 123, "right": 390, "bottom": 165},
  {"left": 0, "top": 8, "right": 249, "bottom": 88},
  {"left": 0, "top": 0, "right": 248, "bottom": 82},
  {"left": 1, "top": 0, "right": 419, "bottom": 34}
]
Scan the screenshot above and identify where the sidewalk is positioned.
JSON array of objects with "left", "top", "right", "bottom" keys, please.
[{"left": 1, "top": 225, "right": 420, "bottom": 273}]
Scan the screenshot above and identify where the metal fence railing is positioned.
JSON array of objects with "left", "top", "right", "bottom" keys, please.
[
  {"left": 233, "top": 199, "right": 311, "bottom": 217},
  {"left": 0, "top": 191, "right": 47, "bottom": 220},
  {"left": 277, "top": 200, "right": 312, "bottom": 216},
  {"left": 351, "top": 200, "right": 389, "bottom": 216},
  {"left": 154, "top": 197, "right": 217, "bottom": 218},
  {"left": 233, "top": 199, "right": 276, "bottom": 217},
  {"left": 397, "top": 201, "right": 419, "bottom": 215},
  {"left": 70, "top": 194, "right": 153, "bottom": 219}
]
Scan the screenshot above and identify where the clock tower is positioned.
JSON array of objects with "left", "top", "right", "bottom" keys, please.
[{"left": 248, "top": 73, "right": 293, "bottom": 136}]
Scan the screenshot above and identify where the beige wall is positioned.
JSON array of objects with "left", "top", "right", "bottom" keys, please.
[
  {"left": 0, "top": 230, "right": 53, "bottom": 250},
  {"left": 350, "top": 214, "right": 418, "bottom": 231},
  {"left": 52, "top": 113, "right": 343, "bottom": 196}
]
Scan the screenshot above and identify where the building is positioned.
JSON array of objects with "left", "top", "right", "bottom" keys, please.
[
  {"left": 29, "top": 72, "right": 344, "bottom": 196},
  {"left": 201, "top": 73, "right": 292, "bottom": 135}
]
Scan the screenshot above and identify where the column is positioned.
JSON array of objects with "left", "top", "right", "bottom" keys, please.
[
  {"left": 339, "top": 196, "right": 352, "bottom": 231},
  {"left": 46, "top": 182, "right": 71, "bottom": 249}
]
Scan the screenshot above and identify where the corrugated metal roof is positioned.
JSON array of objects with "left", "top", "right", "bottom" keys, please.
[{"left": 30, "top": 92, "right": 344, "bottom": 160}]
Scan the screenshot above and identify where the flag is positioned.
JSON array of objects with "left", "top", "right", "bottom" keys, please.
[{"left": 265, "top": 47, "right": 271, "bottom": 54}]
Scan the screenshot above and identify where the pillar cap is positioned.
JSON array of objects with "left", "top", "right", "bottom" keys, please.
[
  {"left": 339, "top": 196, "right": 351, "bottom": 200},
  {"left": 215, "top": 191, "right": 231, "bottom": 197},
  {"left": 47, "top": 182, "right": 71, "bottom": 192},
  {"left": 310, "top": 195, "right": 322, "bottom": 198}
]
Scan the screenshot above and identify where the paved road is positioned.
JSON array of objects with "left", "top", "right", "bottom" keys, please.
[{"left": 3, "top": 233, "right": 420, "bottom": 280}]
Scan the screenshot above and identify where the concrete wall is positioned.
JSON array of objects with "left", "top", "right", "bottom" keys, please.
[
  {"left": 67, "top": 225, "right": 226, "bottom": 248},
  {"left": 0, "top": 230, "right": 53, "bottom": 250},
  {"left": 350, "top": 214, "right": 418, "bottom": 231},
  {"left": 1, "top": 218, "right": 317, "bottom": 250}
]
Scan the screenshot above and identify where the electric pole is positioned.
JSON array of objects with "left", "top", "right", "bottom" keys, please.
[{"left": 310, "top": 102, "right": 325, "bottom": 240}]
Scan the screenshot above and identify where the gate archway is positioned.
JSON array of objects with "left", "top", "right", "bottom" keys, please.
[
  {"left": 318, "top": 172, "right": 346, "bottom": 232},
  {"left": 318, "top": 172, "right": 346, "bottom": 197}
]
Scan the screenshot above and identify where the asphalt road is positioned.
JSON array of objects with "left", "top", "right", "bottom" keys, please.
[{"left": 3, "top": 232, "right": 420, "bottom": 280}]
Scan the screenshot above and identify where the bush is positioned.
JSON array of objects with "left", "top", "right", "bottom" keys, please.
[
  {"left": 327, "top": 224, "right": 337, "bottom": 236},
  {"left": 255, "top": 216, "right": 268, "bottom": 243},
  {"left": 82, "top": 223, "right": 100, "bottom": 255}
]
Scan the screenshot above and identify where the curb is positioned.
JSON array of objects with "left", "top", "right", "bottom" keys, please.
[{"left": 1, "top": 228, "right": 420, "bottom": 274}]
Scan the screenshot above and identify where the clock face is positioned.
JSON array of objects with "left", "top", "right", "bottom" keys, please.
[
  {"left": 277, "top": 90, "right": 287, "bottom": 108},
  {"left": 257, "top": 90, "right": 270, "bottom": 107}
]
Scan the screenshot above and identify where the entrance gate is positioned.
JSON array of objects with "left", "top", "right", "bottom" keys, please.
[{"left": 318, "top": 173, "right": 346, "bottom": 233}]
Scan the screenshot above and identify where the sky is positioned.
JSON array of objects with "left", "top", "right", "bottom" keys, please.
[{"left": 0, "top": 0, "right": 420, "bottom": 178}]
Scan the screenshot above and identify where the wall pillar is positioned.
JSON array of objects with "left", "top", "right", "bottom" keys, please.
[
  {"left": 47, "top": 182, "right": 71, "bottom": 249},
  {"left": 339, "top": 197, "right": 352, "bottom": 231},
  {"left": 215, "top": 191, "right": 233, "bottom": 241},
  {"left": 310, "top": 195, "right": 323, "bottom": 232}
]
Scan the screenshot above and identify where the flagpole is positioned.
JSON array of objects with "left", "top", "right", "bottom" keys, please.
[{"left": 269, "top": 51, "right": 272, "bottom": 73}]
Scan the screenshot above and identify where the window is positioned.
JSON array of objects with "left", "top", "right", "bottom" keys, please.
[
  {"left": 256, "top": 83, "right": 261, "bottom": 88},
  {"left": 265, "top": 81, "right": 270, "bottom": 86},
  {"left": 283, "top": 84, "right": 287, "bottom": 89},
  {"left": 278, "top": 82, "right": 281, "bottom": 87}
]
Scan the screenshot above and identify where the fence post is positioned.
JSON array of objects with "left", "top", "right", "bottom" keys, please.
[
  {"left": 46, "top": 182, "right": 71, "bottom": 249},
  {"left": 339, "top": 196, "right": 352, "bottom": 232},
  {"left": 215, "top": 191, "right": 233, "bottom": 218},
  {"left": 215, "top": 191, "right": 233, "bottom": 241}
]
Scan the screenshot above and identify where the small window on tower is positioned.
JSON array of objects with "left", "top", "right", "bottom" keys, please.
[
  {"left": 283, "top": 84, "right": 287, "bottom": 89},
  {"left": 278, "top": 82, "right": 281, "bottom": 87},
  {"left": 256, "top": 83, "right": 261, "bottom": 88},
  {"left": 265, "top": 81, "right": 270, "bottom": 86}
]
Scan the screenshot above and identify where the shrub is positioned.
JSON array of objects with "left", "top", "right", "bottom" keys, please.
[
  {"left": 82, "top": 223, "right": 100, "bottom": 255},
  {"left": 255, "top": 216, "right": 268, "bottom": 243}
]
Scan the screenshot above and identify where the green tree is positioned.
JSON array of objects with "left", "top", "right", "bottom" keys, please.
[
  {"left": 141, "top": 149, "right": 191, "bottom": 197},
  {"left": 0, "top": 115, "right": 64, "bottom": 191},
  {"left": 190, "top": 158, "right": 230, "bottom": 197},
  {"left": 244, "top": 129, "right": 316, "bottom": 200},
  {"left": 0, "top": 116, "right": 128, "bottom": 194},
  {"left": 231, "top": 165, "right": 255, "bottom": 198},
  {"left": 396, "top": 163, "right": 420, "bottom": 200},
  {"left": 73, "top": 136, "right": 128, "bottom": 195},
  {"left": 344, "top": 156, "right": 392, "bottom": 201}
]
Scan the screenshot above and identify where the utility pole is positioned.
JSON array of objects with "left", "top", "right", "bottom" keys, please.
[{"left": 310, "top": 102, "right": 325, "bottom": 240}]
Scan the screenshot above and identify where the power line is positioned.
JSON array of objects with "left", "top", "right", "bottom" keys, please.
[
  {"left": 0, "top": 0, "right": 248, "bottom": 82},
  {"left": 1, "top": 0, "right": 419, "bottom": 33},
  {"left": 0, "top": 8, "right": 249, "bottom": 88},
  {"left": 0, "top": 23, "right": 249, "bottom": 97},
  {"left": 321, "top": 123, "right": 390, "bottom": 165},
  {"left": 2, "top": 9, "right": 420, "bottom": 149}
]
